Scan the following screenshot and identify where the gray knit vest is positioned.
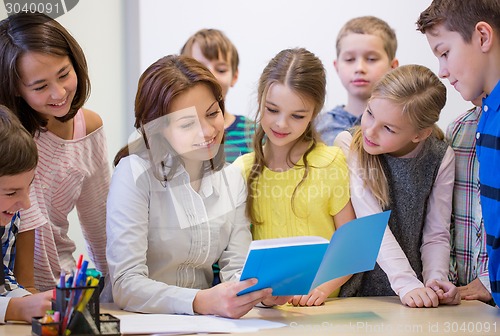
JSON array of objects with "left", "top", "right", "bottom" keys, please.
[{"left": 339, "top": 136, "right": 448, "bottom": 297}]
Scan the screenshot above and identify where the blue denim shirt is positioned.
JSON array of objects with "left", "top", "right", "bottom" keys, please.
[{"left": 315, "top": 105, "right": 361, "bottom": 145}]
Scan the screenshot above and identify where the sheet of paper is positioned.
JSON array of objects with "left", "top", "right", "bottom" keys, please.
[
  {"left": 118, "top": 314, "right": 286, "bottom": 334},
  {"left": 248, "top": 235, "right": 328, "bottom": 249}
]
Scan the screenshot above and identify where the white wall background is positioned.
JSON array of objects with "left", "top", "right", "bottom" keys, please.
[
  {"left": 60, "top": 1, "right": 127, "bottom": 268},
  {"left": 0, "top": 0, "right": 474, "bottom": 267},
  {"left": 137, "top": 0, "right": 472, "bottom": 130}
]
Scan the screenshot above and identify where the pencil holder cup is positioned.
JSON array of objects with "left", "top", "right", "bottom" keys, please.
[
  {"left": 55, "top": 284, "right": 100, "bottom": 330},
  {"left": 32, "top": 282, "right": 120, "bottom": 335}
]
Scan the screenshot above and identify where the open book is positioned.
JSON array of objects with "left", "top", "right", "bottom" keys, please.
[{"left": 238, "top": 211, "right": 391, "bottom": 296}]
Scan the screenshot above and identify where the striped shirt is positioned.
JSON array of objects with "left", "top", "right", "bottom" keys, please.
[
  {"left": 224, "top": 115, "right": 254, "bottom": 163},
  {"left": 446, "top": 106, "right": 489, "bottom": 291},
  {"left": 19, "top": 110, "right": 110, "bottom": 291},
  {"left": 476, "top": 80, "right": 500, "bottom": 306}
]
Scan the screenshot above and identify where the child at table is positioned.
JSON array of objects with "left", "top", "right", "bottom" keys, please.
[
  {"left": 417, "top": 0, "right": 500, "bottom": 308},
  {"left": 0, "top": 12, "right": 110, "bottom": 292},
  {"left": 0, "top": 105, "right": 52, "bottom": 323},
  {"left": 334, "top": 64, "right": 460, "bottom": 307},
  {"left": 234, "top": 48, "right": 356, "bottom": 306},
  {"left": 107, "top": 55, "right": 286, "bottom": 318}
]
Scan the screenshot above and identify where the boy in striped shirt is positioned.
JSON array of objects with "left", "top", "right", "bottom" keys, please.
[{"left": 181, "top": 29, "right": 254, "bottom": 163}]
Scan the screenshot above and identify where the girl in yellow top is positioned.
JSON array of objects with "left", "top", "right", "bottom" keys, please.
[{"left": 234, "top": 48, "right": 356, "bottom": 306}]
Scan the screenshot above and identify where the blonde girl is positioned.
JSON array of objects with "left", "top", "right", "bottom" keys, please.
[{"left": 335, "top": 64, "right": 460, "bottom": 307}]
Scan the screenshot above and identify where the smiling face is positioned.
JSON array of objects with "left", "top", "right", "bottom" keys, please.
[
  {"left": 162, "top": 84, "right": 224, "bottom": 165},
  {"left": 0, "top": 169, "right": 34, "bottom": 226},
  {"left": 260, "top": 83, "right": 314, "bottom": 152},
  {"left": 425, "top": 23, "right": 488, "bottom": 101},
  {"left": 17, "top": 52, "right": 78, "bottom": 121},
  {"left": 335, "top": 33, "right": 397, "bottom": 102},
  {"left": 360, "top": 98, "right": 428, "bottom": 157}
]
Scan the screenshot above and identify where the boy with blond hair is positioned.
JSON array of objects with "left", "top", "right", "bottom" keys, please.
[
  {"left": 417, "top": 0, "right": 500, "bottom": 306},
  {"left": 181, "top": 29, "right": 254, "bottom": 163},
  {"left": 316, "top": 16, "right": 399, "bottom": 144}
]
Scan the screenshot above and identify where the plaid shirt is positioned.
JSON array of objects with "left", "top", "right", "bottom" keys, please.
[
  {"left": 1, "top": 212, "right": 22, "bottom": 294},
  {"left": 446, "top": 106, "right": 490, "bottom": 290}
]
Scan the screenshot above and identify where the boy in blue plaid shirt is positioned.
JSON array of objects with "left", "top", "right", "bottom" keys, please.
[
  {"left": 418, "top": 0, "right": 500, "bottom": 307},
  {"left": 0, "top": 105, "right": 52, "bottom": 323}
]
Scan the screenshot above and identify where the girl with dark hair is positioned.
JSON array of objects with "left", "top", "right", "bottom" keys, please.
[{"left": 0, "top": 12, "right": 109, "bottom": 292}]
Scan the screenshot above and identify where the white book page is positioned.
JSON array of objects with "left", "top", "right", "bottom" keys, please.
[{"left": 249, "top": 235, "right": 329, "bottom": 250}]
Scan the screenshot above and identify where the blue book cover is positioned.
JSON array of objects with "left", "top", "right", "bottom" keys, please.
[{"left": 238, "top": 211, "right": 391, "bottom": 296}]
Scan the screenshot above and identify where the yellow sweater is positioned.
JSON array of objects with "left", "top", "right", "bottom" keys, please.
[{"left": 234, "top": 143, "right": 350, "bottom": 241}]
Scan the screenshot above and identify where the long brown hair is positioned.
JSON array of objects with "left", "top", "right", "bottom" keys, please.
[
  {"left": 0, "top": 12, "right": 90, "bottom": 136},
  {"left": 114, "top": 55, "right": 226, "bottom": 182},
  {"left": 351, "top": 64, "right": 446, "bottom": 208},
  {"left": 247, "top": 48, "right": 326, "bottom": 224}
]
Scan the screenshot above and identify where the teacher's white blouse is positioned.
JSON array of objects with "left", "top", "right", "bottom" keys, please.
[{"left": 106, "top": 155, "right": 251, "bottom": 315}]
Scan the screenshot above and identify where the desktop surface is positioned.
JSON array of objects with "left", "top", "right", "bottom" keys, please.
[{"left": 2, "top": 296, "right": 499, "bottom": 335}]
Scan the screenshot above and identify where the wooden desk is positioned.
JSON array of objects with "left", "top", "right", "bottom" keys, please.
[{"left": 2, "top": 297, "right": 499, "bottom": 335}]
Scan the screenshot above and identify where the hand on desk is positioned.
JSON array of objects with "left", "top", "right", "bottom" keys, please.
[
  {"left": 458, "top": 278, "right": 492, "bottom": 303},
  {"left": 288, "top": 275, "right": 351, "bottom": 307},
  {"left": 288, "top": 287, "right": 328, "bottom": 307},
  {"left": 5, "top": 290, "right": 52, "bottom": 323},
  {"left": 402, "top": 287, "right": 439, "bottom": 307},
  {"left": 426, "top": 279, "right": 461, "bottom": 305},
  {"left": 193, "top": 278, "right": 272, "bottom": 319}
]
